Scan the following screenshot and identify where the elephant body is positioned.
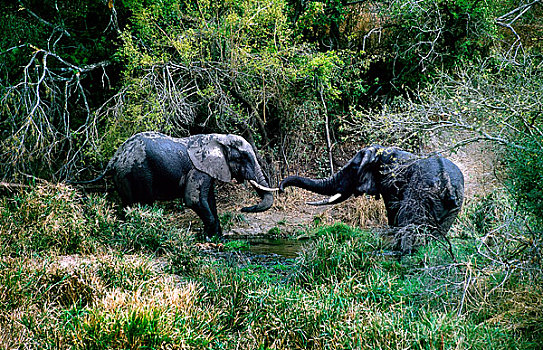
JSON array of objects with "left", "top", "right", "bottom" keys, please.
[
  {"left": 75, "top": 132, "right": 274, "bottom": 239},
  {"left": 280, "top": 145, "right": 464, "bottom": 253}
]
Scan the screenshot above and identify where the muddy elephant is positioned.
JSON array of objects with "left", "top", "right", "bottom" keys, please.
[
  {"left": 72, "top": 132, "right": 276, "bottom": 239},
  {"left": 280, "top": 145, "right": 464, "bottom": 254}
]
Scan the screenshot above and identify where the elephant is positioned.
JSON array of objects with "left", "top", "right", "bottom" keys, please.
[
  {"left": 71, "top": 132, "right": 276, "bottom": 239},
  {"left": 279, "top": 145, "right": 464, "bottom": 254}
]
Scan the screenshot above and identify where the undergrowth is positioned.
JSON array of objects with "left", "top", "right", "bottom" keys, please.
[{"left": 0, "top": 184, "right": 542, "bottom": 349}]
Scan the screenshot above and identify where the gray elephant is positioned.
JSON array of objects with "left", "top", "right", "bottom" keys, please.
[
  {"left": 280, "top": 145, "right": 464, "bottom": 254},
  {"left": 73, "top": 132, "right": 276, "bottom": 239}
]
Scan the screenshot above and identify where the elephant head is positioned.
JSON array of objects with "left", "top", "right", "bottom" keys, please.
[{"left": 187, "top": 134, "right": 276, "bottom": 212}]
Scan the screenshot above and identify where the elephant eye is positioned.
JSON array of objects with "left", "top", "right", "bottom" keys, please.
[{"left": 229, "top": 148, "right": 241, "bottom": 159}]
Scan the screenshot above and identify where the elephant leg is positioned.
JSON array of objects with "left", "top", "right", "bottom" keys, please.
[
  {"left": 116, "top": 165, "right": 155, "bottom": 207},
  {"left": 390, "top": 192, "right": 427, "bottom": 254},
  {"left": 184, "top": 170, "right": 222, "bottom": 240}
]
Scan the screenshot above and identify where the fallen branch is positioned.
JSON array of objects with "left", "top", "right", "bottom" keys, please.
[{"left": 0, "top": 182, "right": 30, "bottom": 195}]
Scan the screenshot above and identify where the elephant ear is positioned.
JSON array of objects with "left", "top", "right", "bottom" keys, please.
[
  {"left": 357, "top": 146, "right": 381, "bottom": 168},
  {"left": 355, "top": 146, "right": 382, "bottom": 197},
  {"left": 187, "top": 134, "right": 232, "bottom": 183}
]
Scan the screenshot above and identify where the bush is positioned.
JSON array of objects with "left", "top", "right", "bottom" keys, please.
[
  {"left": 0, "top": 184, "right": 190, "bottom": 257},
  {"left": 505, "top": 136, "right": 543, "bottom": 226},
  {"left": 460, "top": 188, "right": 543, "bottom": 274},
  {"left": 113, "top": 205, "right": 182, "bottom": 254}
]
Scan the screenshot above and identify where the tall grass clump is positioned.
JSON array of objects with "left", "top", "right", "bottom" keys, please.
[
  {"left": 65, "top": 282, "right": 212, "bottom": 349},
  {"left": 0, "top": 184, "right": 94, "bottom": 256},
  {"left": 0, "top": 183, "right": 193, "bottom": 257},
  {"left": 0, "top": 254, "right": 164, "bottom": 349},
  {"left": 113, "top": 204, "right": 187, "bottom": 254},
  {"left": 294, "top": 223, "right": 393, "bottom": 285}
]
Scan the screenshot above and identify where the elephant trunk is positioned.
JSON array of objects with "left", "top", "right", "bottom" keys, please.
[
  {"left": 279, "top": 170, "right": 350, "bottom": 206},
  {"left": 280, "top": 172, "right": 341, "bottom": 195},
  {"left": 241, "top": 165, "right": 274, "bottom": 213}
]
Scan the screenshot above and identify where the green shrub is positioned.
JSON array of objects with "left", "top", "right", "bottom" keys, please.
[
  {"left": 505, "top": 136, "right": 543, "bottom": 226},
  {"left": 459, "top": 188, "right": 543, "bottom": 269},
  {"left": 463, "top": 190, "right": 513, "bottom": 237},
  {"left": 223, "top": 240, "right": 250, "bottom": 252},
  {"left": 84, "top": 193, "right": 119, "bottom": 241},
  {"left": 0, "top": 184, "right": 190, "bottom": 256},
  {"left": 85, "top": 196, "right": 191, "bottom": 255},
  {"left": 113, "top": 205, "right": 181, "bottom": 254},
  {"left": 0, "top": 257, "right": 102, "bottom": 312}
]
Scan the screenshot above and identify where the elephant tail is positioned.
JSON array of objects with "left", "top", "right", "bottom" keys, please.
[
  {"left": 66, "top": 162, "right": 113, "bottom": 185},
  {"left": 442, "top": 174, "right": 464, "bottom": 212},
  {"left": 66, "top": 172, "right": 107, "bottom": 185}
]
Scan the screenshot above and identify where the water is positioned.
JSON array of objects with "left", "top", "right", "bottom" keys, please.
[
  {"left": 222, "top": 236, "right": 307, "bottom": 259},
  {"left": 242, "top": 237, "right": 307, "bottom": 259}
]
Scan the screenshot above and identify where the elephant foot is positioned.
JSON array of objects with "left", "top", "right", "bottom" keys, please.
[{"left": 195, "top": 226, "right": 223, "bottom": 243}]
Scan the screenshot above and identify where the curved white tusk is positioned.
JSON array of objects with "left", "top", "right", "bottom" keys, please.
[
  {"left": 249, "top": 180, "right": 279, "bottom": 192},
  {"left": 307, "top": 193, "right": 343, "bottom": 206}
]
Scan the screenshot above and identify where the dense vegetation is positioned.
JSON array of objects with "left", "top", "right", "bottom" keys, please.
[
  {"left": 3, "top": 0, "right": 541, "bottom": 181},
  {"left": 1, "top": 0, "right": 542, "bottom": 348},
  {"left": 0, "top": 185, "right": 542, "bottom": 348}
]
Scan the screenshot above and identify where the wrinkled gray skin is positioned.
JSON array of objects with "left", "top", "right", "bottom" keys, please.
[
  {"left": 75, "top": 132, "right": 274, "bottom": 239},
  {"left": 280, "top": 145, "right": 464, "bottom": 253}
]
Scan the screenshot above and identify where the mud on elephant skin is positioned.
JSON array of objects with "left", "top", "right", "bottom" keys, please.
[
  {"left": 70, "top": 132, "right": 276, "bottom": 240},
  {"left": 280, "top": 145, "right": 464, "bottom": 254}
]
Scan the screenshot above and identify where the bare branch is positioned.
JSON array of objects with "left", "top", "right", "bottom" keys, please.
[
  {"left": 0, "top": 40, "right": 113, "bottom": 180},
  {"left": 496, "top": 0, "right": 542, "bottom": 63},
  {"left": 17, "top": 0, "right": 72, "bottom": 38},
  {"left": 342, "top": 55, "right": 543, "bottom": 155}
]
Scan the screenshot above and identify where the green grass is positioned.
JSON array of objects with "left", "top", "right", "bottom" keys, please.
[
  {"left": 222, "top": 239, "right": 251, "bottom": 252},
  {"left": 219, "top": 211, "right": 248, "bottom": 231},
  {"left": 0, "top": 184, "right": 542, "bottom": 349}
]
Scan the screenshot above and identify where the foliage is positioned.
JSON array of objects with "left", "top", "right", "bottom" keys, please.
[
  {"left": 114, "top": 205, "right": 184, "bottom": 254},
  {"left": 505, "top": 134, "right": 543, "bottom": 224},
  {"left": 294, "top": 223, "right": 388, "bottom": 284},
  {"left": 113, "top": 0, "right": 296, "bottom": 137},
  {"left": 0, "top": 184, "right": 189, "bottom": 257},
  {"left": 2, "top": 0, "right": 531, "bottom": 183},
  {"left": 222, "top": 240, "right": 251, "bottom": 252},
  {"left": 383, "top": 0, "right": 498, "bottom": 73},
  {"left": 1, "top": 189, "right": 542, "bottom": 348},
  {"left": 294, "top": 0, "right": 349, "bottom": 49},
  {"left": 459, "top": 188, "right": 542, "bottom": 271}
]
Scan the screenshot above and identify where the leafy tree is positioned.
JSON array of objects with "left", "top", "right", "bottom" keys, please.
[
  {"left": 101, "top": 0, "right": 353, "bottom": 180},
  {"left": 1, "top": 0, "right": 541, "bottom": 188}
]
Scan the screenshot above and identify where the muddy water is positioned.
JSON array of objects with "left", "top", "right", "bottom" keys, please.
[
  {"left": 239, "top": 237, "right": 307, "bottom": 259},
  {"left": 196, "top": 237, "right": 311, "bottom": 270}
]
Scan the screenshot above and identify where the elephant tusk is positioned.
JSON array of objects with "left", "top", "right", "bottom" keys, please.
[
  {"left": 249, "top": 180, "right": 279, "bottom": 192},
  {"left": 306, "top": 193, "right": 343, "bottom": 206}
]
